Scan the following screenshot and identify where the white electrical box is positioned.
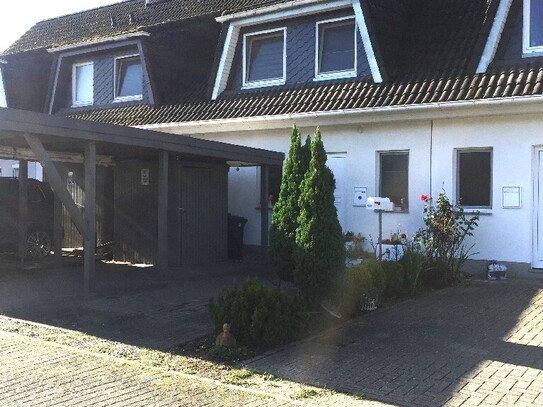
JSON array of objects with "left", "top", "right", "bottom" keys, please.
[
  {"left": 352, "top": 187, "right": 367, "bottom": 206},
  {"left": 366, "top": 197, "right": 393, "bottom": 211}
]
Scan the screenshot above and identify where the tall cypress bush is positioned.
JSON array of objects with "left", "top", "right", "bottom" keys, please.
[
  {"left": 269, "top": 125, "right": 310, "bottom": 281},
  {"left": 294, "top": 128, "right": 345, "bottom": 303}
]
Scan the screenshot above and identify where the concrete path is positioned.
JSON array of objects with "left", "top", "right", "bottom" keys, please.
[{"left": 248, "top": 279, "right": 543, "bottom": 406}]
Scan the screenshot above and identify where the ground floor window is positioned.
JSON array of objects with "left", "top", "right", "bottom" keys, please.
[
  {"left": 379, "top": 151, "right": 408, "bottom": 211},
  {"left": 456, "top": 148, "right": 492, "bottom": 208}
]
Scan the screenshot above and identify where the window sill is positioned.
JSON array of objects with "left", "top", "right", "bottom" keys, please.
[
  {"left": 460, "top": 208, "right": 492, "bottom": 215},
  {"left": 71, "top": 101, "right": 93, "bottom": 108},
  {"left": 314, "top": 70, "right": 356, "bottom": 82},
  {"left": 523, "top": 48, "right": 543, "bottom": 57},
  {"left": 242, "top": 79, "right": 285, "bottom": 90},
  {"left": 114, "top": 95, "right": 143, "bottom": 103}
]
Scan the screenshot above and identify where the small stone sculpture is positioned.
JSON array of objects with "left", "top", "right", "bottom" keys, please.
[{"left": 215, "top": 323, "right": 237, "bottom": 347}]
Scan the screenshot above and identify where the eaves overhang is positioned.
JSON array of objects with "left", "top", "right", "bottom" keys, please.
[
  {"left": 0, "top": 108, "right": 284, "bottom": 166},
  {"left": 139, "top": 94, "right": 543, "bottom": 134}
]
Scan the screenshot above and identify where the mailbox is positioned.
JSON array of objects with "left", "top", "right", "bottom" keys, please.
[{"left": 366, "top": 197, "right": 393, "bottom": 211}]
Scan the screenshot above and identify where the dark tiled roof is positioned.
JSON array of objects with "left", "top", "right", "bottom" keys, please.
[
  {"left": 66, "top": 62, "right": 543, "bottom": 126},
  {"left": 3, "top": 0, "right": 291, "bottom": 55}
]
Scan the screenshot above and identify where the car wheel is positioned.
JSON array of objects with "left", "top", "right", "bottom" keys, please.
[{"left": 26, "top": 229, "right": 52, "bottom": 260}]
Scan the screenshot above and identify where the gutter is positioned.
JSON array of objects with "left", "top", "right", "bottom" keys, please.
[
  {"left": 217, "top": 0, "right": 329, "bottom": 22},
  {"left": 47, "top": 32, "right": 150, "bottom": 53},
  {"left": 139, "top": 94, "right": 543, "bottom": 134}
]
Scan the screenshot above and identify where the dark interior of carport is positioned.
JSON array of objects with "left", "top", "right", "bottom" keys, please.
[{"left": 0, "top": 108, "right": 284, "bottom": 292}]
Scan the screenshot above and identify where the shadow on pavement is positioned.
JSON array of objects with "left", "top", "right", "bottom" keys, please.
[{"left": 0, "top": 253, "right": 274, "bottom": 350}]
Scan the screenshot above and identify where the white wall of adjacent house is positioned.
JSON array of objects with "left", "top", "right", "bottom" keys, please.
[
  {"left": 163, "top": 110, "right": 543, "bottom": 270},
  {"left": 0, "top": 160, "right": 43, "bottom": 180}
]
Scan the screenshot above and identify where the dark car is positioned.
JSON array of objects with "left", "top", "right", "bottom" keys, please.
[{"left": 0, "top": 178, "right": 55, "bottom": 259}]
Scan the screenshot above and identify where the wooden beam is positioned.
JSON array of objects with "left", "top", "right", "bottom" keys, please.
[
  {"left": 18, "top": 160, "right": 28, "bottom": 263},
  {"left": 0, "top": 146, "right": 115, "bottom": 166},
  {"left": 84, "top": 141, "right": 96, "bottom": 292},
  {"left": 260, "top": 165, "right": 270, "bottom": 248},
  {"left": 24, "top": 134, "right": 89, "bottom": 239},
  {"left": 157, "top": 150, "right": 169, "bottom": 277}
]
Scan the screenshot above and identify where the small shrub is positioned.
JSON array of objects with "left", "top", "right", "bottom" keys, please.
[
  {"left": 208, "top": 278, "right": 308, "bottom": 350},
  {"left": 337, "top": 259, "right": 386, "bottom": 317},
  {"left": 207, "top": 345, "right": 247, "bottom": 362},
  {"left": 381, "top": 261, "right": 405, "bottom": 297},
  {"left": 415, "top": 192, "right": 479, "bottom": 284}
]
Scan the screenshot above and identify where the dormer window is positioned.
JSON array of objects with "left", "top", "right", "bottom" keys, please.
[
  {"left": 242, "top": 28, "right": 286, "bottom": 89},
  {"left": 72, "top": 62, "right": 94, "bottom": 107},
  {"left": 315, "top": 17, "right": 356, "bottom": 80},
  {"left": 114, "top": 55, "right": 143, "bottom": 102},
  {"left": 524, "top": 0, "right": 543, "bottom": 54}
]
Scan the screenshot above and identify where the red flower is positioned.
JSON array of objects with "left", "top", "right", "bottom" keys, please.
[{"left": 420, "top": 194, "right": 428, "bottom": 201}]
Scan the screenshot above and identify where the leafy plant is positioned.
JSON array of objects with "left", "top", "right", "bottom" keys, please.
[
  {"left": 295, "top": 128, "right": 345, "bottom": 303},
  {"left": 414, "top": 192, "right": 479, "bottom": 284},
  {"left": 208, "top": 278, "right": 308, "bottom": 350},
  {"left": 381, "top": 261, "right": 405, "bottom": 297},
  {"left": 269, "top": 125, "right": 310, "bottom": 282},
  {"left": 399, "top": 242, "right": 426, "bottom": 295}
]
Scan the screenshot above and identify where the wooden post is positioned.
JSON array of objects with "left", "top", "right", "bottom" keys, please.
[
  {"left": 260, "top": 164, "right": 270, "bottom": 250},
  {"left": 158, "top": 150, "right": 169, "bottom": 277},
  {"left": 18, "top": 160, "right": 28, "bottom": 263},
  {"left": 84, "top": 142, "right": 96, "bottom": 292}
]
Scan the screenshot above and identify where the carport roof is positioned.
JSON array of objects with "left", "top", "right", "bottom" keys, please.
[{"left": 0, "top": 107, "right": 284, "bottom": 166}]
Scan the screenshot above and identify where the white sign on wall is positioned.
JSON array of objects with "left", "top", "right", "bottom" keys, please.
[
  {"left": 502, "top": 186, "right": 521, "bottom": 208},
  {"left": 141, "top": 168, "right": 150, "bottom": 185}
]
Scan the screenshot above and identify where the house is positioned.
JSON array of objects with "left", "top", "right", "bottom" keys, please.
[{"left": 2, "top": 0, "right": 543, "bottom": 276}]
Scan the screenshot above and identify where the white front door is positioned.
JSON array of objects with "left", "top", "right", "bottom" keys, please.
[
  {"left": 327, "top": 153, "right": 346, "bottom": 231},
  {"left": 534, "top": 149, "right": 543, "bottom": 268}
]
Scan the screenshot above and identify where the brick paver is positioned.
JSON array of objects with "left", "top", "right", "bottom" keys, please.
[
  {"left": 248, "top": 279, "right": 543, "bottom": 407},
  {"left": 0, "top": 330, "right": 292, "bottom": 406}
]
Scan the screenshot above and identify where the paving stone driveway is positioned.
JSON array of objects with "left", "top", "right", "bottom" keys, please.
[{"left": 248, "top": 279, "right": 543, "bottom": 407}]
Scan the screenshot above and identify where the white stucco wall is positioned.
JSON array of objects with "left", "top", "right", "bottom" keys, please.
[{"left": 155, "top": 109, "right": 543, "bottom": 267}]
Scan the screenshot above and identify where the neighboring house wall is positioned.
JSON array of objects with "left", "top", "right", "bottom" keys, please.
[
  {"left": 226, "top": 9, "right": 371, "bottom": 91},
  {"left": 182, "top": 109, "right": 543, "bottom": 271},
  {"left": 0, "top": 160, "right": 43, "bottom": 180}
]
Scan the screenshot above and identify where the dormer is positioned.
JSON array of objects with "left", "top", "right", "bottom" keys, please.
[
  {"left": 212, "top": 0, "right": 383, "bottom": 99},
  {"left": 0, "top": 60, "right": 7, "bottom": 107},
  {"left": 47, "top": 33, "right": 154, "bottom": 114}
]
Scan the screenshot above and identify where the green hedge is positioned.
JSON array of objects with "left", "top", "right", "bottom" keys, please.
[{"left": 208, "top": 278, "right": 308, "bottom": 350}]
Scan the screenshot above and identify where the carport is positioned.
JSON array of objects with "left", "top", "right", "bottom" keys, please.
[{"left": 0, "top": 108, "right": 284, "bottom": 291}]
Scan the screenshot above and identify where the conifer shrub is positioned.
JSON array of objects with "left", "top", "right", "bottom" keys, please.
[
  {"left": 269, "top": 125, "right": 310, "bottom": 281},
  {"left": 295, "top": 128, "right": 345, "bottom": 303},
  {"left": 208, "top": 278, "right": 308, "bottom": 350}
]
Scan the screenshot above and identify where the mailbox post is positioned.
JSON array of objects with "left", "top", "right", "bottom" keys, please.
[{"left": 366, "top": 197, "right": 393, "bottom": 260}]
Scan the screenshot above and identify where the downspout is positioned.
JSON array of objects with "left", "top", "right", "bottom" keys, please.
[{"left": 429, "top": 120, "right": 433, "bottom": 199}]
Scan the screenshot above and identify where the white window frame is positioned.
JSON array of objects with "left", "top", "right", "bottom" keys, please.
[
  {"left": 378, "top": 150, "right": 409, "bottom": 212},
  {"left": 72, "top": 62, "right": 94, "bottom": 107},
  {"left": 314, "top": 16, "right": 357, "bottom": 81},
  {"left": 113, "top": 54, "right": 143, "bottom": 102},
  {"left": 455, "top": 148, "right": 493, "bottom": 211},
  {"left": 0, "top": 65, "right": 6, "bottom": 108},
  {"left": 523, "top": 0, "right": 543, "bottom": 54},
  {"left": 242, "top": 27, "right": 287, "bottom": 89}
]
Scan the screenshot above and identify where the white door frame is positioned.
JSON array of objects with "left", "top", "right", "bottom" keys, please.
[{"left": 532, "top": 146, "right": 543, "bottom": 268}]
